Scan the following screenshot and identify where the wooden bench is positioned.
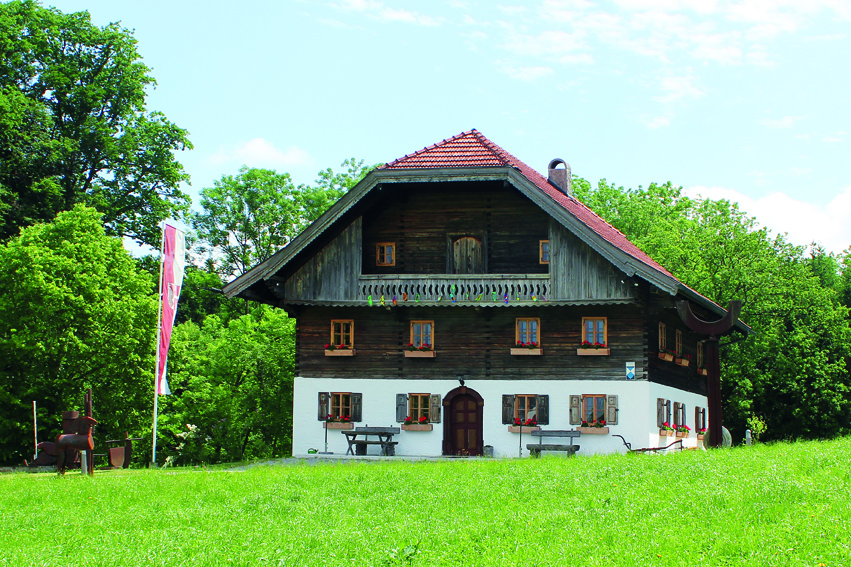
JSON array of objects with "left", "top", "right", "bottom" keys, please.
[{"left": 526, "top": 429, "right": 581, "bottom": 457}]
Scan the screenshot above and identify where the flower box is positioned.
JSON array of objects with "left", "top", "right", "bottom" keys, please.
[
  {"left": 507, "top": 426, "right": 540, "bottom": 433},
  {"left": 697, "top": 434, "right": 705, "bottom": 441},
  {"left": 401, "top": 423, "right": 433, "bottom": 431},
  {"left": 324, "top": 421, "right": 355, "bottom": 429},
  {"left": 405, "top": 350, "right": 435, "bottom": 358},
  {"left": 510, "top": 348, "right": 542, "bottom": 356},
  {"left": 675, "top": 358, "right": 690, "bottom": 367},
  {"left": 659, "top": 429, "right": 673, "bottom": 437},
  {"left": 325, "top": 349, "right": 355, "bottom": 356},
  {"left": 676, "top": 431, "right": 689, "bottom": 438},
  {"left": 697, "top": 368, "right": 708, "bottom": 376},
  {"left": 658, "top": 352, "right": 674, "bottom": 362},
  {"left": 577, "top": 348, "right": 611, "bottom": 356},
  {"left": 577, "top": 427, "right": 609, "bottom": 434}
]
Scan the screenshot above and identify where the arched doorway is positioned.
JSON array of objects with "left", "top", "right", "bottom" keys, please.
[{"left": 442, "top": 386, "right": 484, "bottom": 456}]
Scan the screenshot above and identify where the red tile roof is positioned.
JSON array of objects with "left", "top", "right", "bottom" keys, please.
[{"left": 381, "top": 129, "right": 674, "bottom": 279}]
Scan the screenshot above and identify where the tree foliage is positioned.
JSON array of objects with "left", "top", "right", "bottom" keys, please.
[
  {"left": 0, "top": 0, "right": 192, "bottom": 246},
  {"left": 573, "top": 179, "right": 851, "bottom": 441},
  {"left": 0, "top": 205, "right": 157, "bottom": 463}
]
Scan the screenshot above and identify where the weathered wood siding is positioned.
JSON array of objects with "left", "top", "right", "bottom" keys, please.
[
  {"left": 296, "top": 305, "right": 647, "bottom": 381},
  {"left": 283, "top": 219, "right": 362, "bottom": 301},
  {"left": 549, "top": 219, "right": 637, "bottom": 301},
  {"left": 361, "top": 182, "right": 549, "bottom": 275},
  {"left": 647, "top": 310, "right": 706, "bottom": 396}
]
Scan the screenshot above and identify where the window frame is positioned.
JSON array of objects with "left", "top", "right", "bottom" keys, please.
[
  {"left": 330, "top": 319, "right": 354, "bottom": 349},
  {"left": 675, "top": 329, "right": 683, "bottom": 356},
  {"left": 330, "top": 392, "right": 352, "bottom": 420},
  {"left": 697, "top": 341, "right": 705, "bottom": 368},
  {"left": 515, "top": 317, "right": 541, "bottom": 346},
  {"left": 514, "top": 394, "right": 538, "bottom": 422},
  {"left": 539, "top": 240, "right": 550, "bottom": 264},
  {"left": 582, "top": 394, "right": 607, "bottom": 423},
  {"left": 582, "top": 317, "right": 607, "bottom": 346},
  {"left": 659, "top": 322, "right": 667, "bottom": 351},
  {"left": 408, "top": 393, "right": 431, "bottom": 421},
  {"left": 376, "top": 242, "right": 395, "bottom": 266},
  {"left": 410, "top": 320, "right": 434, "bottom": 348}
]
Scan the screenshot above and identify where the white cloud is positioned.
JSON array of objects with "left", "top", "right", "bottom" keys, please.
[
  {"left": 642, "top": 114, "right": 672, "bottom": 128},
  {"left": 761, "top": 115, "right": 805, "bottom": 128},
  {"left": 823, "top": 131, "right": 846, "bottom": 143},
  {"left": 208, "top": 138, "right": 314, "bottom": 170},
  {"left": 683, "top": 184, "right": 851, "bottom": 254},
  {"left": 499, "top": 63, "right": 556, "bottom": 81},
  {"left": 654, "top": 74, "right": 704, "bottom": 103}
]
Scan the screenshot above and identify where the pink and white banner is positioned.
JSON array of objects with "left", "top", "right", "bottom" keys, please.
[{"left": 156, "top": 224, "right": 185, "bottom": 396}]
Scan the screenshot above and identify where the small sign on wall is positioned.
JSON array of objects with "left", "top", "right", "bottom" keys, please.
[{"left": 626, "top": 362, "right": 635, "bottom": 380}]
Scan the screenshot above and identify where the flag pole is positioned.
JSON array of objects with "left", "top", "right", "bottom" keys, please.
[{"left": 152, "top": 222, "right": 165, "bottom": 466}]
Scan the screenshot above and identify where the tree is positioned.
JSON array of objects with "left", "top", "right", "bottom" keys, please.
[
  {"left": 0, "top": 205, "right": 157, "bottom": 464},
  {"left": 573, "top": 178, "right": 851, "bottom": 441},
  {"left": 0, "top": 0, "right": 192, "bottom": 246},
  {"left": 299, "top": 158, "right": 374, "bottom": 223}
]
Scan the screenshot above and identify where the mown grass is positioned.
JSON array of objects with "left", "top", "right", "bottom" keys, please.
[{"left": 2, "top": 438, "right": 850, "bottom": 566}]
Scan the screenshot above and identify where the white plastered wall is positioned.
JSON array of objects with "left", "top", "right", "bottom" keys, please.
[{"left": 293, "top": 377, "right": 708, "bottom": 457}]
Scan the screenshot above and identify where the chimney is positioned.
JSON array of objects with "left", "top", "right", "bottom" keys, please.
[{"left": 548, "top": 158, "right": 571, "bottom": 196}]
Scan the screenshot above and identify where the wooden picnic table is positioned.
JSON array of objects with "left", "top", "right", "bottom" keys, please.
[{"left": 342, "top": 426, "right": 401, "bottom": 456}]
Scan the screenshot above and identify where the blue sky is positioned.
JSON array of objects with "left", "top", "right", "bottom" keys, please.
[{"left": 47, "top": 0, "right": 851, "bottom": 253}]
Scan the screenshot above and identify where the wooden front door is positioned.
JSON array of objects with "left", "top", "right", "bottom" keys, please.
[
  {"left": 445, "top": 388, "right": 484, "bottom": 456},
  {"left": 452, "top": 237, "right": 483, "bottom": 274}
]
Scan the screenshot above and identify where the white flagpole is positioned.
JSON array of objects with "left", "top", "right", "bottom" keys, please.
[{"left": 152, "top": 222, "right": 165, "bottom": 466}]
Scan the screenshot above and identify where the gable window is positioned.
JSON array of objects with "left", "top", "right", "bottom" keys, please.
[
  {"left": 515, "top": 318, "right": 540, "bottom": 346},
  {"left": 502, "top": 394, "right": 550, "bottom": 427},
  {"left": 376, "top": 242, "right": 395, "bottom": 266},
  {"left": 582, "top": 317, "right": 607, "bottom": 346},
  {"left": 675, "top": 329, "right": 683, "bottom": 355},
  {"left": 330, "top": 320, "right": 353, "bottom": 348},
  {"left": 539, "top": 240, "right": 550, "bottom": 264},
  {"left": 410, "top": 321, "right": 434, "bottom": 348}
]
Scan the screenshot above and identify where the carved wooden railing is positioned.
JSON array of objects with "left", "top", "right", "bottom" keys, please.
[{"left": 358, "top": 274, "right": 550, "bottom": 303}]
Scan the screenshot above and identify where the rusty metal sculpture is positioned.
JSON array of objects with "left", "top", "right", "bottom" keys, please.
[
  {"left": 677, "top": 300, "right": 742, "bottom": 448},
  {"left": 56, "top": 389, "right": 98, "bottom": 475}
]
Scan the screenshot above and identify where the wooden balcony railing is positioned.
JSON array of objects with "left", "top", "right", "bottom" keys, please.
[{"left": 358, "top": 274, "right": 550, "bottom": 303}]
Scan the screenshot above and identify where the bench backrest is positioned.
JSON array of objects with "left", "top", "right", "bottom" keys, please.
[
  {"left": 531, "top": 429, "right": 581, "bottom": 438},
  {"left": 355, "top": 426, "right": 401, "bottom": 434}
]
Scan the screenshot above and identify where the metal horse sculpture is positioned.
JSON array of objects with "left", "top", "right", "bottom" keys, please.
[
  {"left": 56, "top": 389, "right": 98, "bottom": 475},
  {"left": 676, "top": 300, "right": 742, "bottom": 448}
]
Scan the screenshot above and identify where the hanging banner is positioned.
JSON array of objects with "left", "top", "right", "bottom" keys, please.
[{"left": 156, "top": 225, "right": 185, "bottom": 395}]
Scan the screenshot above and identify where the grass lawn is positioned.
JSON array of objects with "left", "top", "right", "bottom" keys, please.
[{"left": 2, "top": 438, "right": 850, "bottom": 566}]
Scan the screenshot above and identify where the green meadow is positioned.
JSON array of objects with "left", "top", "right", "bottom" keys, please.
[{"left": 2, "top": 438, "right": 850, "bottom": 566}]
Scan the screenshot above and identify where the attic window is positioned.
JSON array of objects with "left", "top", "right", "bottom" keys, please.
[
  {"left": 539, "top": 240, "right": 550, "bottom": 264},
  {"left": 376, "top": 243, "right": 395, "bottom": 266}
]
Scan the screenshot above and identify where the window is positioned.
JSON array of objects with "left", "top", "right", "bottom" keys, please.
[
  {"left": 410, "top": 320, "right": 434, "bottom": 348},
  {"left": 582, "top": 317, "right": 607, "bottom": 346},
  {"left": 656, "top": 398, "right": 672, "bottom": 427},
  {"left": 516, "top": 318, "right": 540, "bottom": 346},
  {"left": 570, "top": 395, "right": 618, "bottom": 425},
  {"left": 409, "top": 393, "right": 430, "bottom": 421},
  {"left": 658, "top": 322, "right": 667, "bottom": 351},
  {"left": 502, "top": 394, "right": 549, "bottom": 425},
  {"left": 697, "top": 341, "right": 705, "bottom": 368},
  {"left": 331, "top": 392, "right": 351, "bottom": 420},
  {"left": 539, "top": 240, "right": 550, "bottom": 264},
  {"left": 376, "top": 242, "right": 395, "bottom": 266},
  {"left": 675, "top": 329, "right": 683, "bottom": 355},
  {"left": 330, "top": 320, "right": 353, "bottom": 349}
]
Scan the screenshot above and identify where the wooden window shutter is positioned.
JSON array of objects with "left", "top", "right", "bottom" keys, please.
[
  {"left": 569, "top": 395, "right": 581, "bottom": 425},
  {"left": 666, "top": 400, "right": 672, "bottom": 425},
  {"left": 429, "top": 394, "right": 442, "bottom": 423},
  {"left": 606, "top": 395, "right": 618, "bottom": 425},
  {"left": 536, "top": 395, "right": 549, "bottom": 425},
  {"left": 318, "top": 392, "right": 330, "bottom": 421},
  {"left": 395, "top": 394, "right": 408, "bottom": 423},
  {"left": 682, "top": 403, "right": 687, "bottom": 428},
  {"left": 351, "top": 393, "right": 363, "bottom": 422},
  {"left": 501, "top": 395, "right": 515, "bottom": 424},
  {"left": 673, "top": 402, "right": 681, "bottom": 426},
  {"left": 695, "top": 406, "right": 700, "bottom": 429},
  {"left": 656, "top": 398, "right": 664, "bottom": 427}
]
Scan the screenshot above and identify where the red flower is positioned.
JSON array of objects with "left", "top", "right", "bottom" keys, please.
[
  {"left": 325, "top": 344, "right": 331, "bottom": 349},
  {"left": 418, "top": 416, "right": 428, "bottom": 424}
]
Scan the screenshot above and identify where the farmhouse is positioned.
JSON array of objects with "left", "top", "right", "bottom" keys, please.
[{"left": 224, "top": 130, "right": 750, "bottom": 457}]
